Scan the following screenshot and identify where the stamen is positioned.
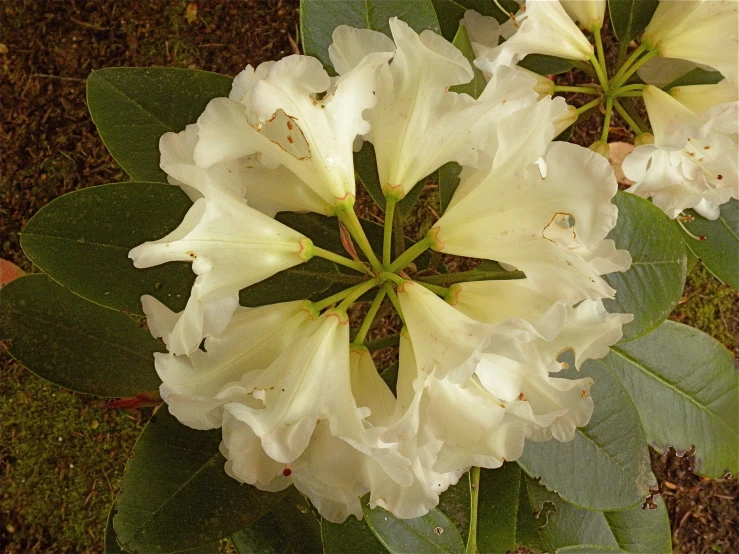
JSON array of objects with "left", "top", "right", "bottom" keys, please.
[
  {"left": 676, "top": 216, "right": 706, "bottom": 241},
  {"left": 282, "top": 464, "right": 292, "bottom": 477}
]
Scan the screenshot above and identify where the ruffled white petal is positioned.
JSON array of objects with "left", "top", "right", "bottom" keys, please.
[
  {"left": 642, "top": 0, "right": 738, "bottom": 84},
  {"left": 434, "top": 142, "right": 622, "bottom": 300},
  {"left": 328, "top": 26, "right": 396, "bottom": 75},
  {"left": 129, "top": 186, "right": 311, "bottom": 355},
  {"left": 475, "top": 0, "right": 594, "bottom": 74}
]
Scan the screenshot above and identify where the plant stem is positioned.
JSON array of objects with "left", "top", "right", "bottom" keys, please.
[
  {"left": 416, "top": 268, "right": 525, "bottom": 286},
  {"left": 338, "top": 278, "right": 379, "bottom": 311},
  {"left": 589, "top": 55, "right": 609, "bottom": 90},
  {"left": 601, "top": 95, "right": 614, "bottom": 142},
  {"left": 614, "top": 91, "right": 646, "bottom": 97},
  {"left": 364, "top": 333, "right": 401, "bottom": 351},
  {"left": 466, "top": 467, "right": 481, "bottom": 554},
  {"left": 313, "top": 246, "right": 367, "bottom": 273},
  {"left": 416, "top": 281, "right": 449, "bottom": 297},
  {"left": 383, "top": 198, "right": 397, "bottom": 267},
  {"left": 611, "top": 50, "right": 658, "bottom": 89},
  {"left": 353, "top": 285, "right": 389, "bottom": 345},
  {"left": 313, "top": 279, "right": 374, "bottom": 311},
  {"left": 576, "top": 97, "right": 602, "bottom": 115},
  {"left": 393, "top": 214, "right": 406, "bottom": 260},
  {"left": 379, "top": 271, "right": 406, "bottom": 286},
  {"left": 594, "top": 26, "right": 608, "bottom": 79},
  {"left": 616, "top": 40, "right": 629, "bottom": 68},
  {"left": 571, "top": 60, "right": 596, "bottom": 77},
  {"left": 338, "top": 208, "right": 383, "bottom": 271},
  {"left": 611, "top": 43, "right": 646, "bottom": 86},
  {"left": 615, "top": 83, "right": 647, "bottom": 94},
  {"left": 385, "top": 286, "right": 405, "bottom": 324},
  {"left": 618, "top": 98, "right": 650, "bottom": 133},
  {"left": 613, "top": 100, "right": 643, "bottom": 134},
  {"left": 552, "top": 85, "right": 600, "bottom": 95},
  {"left": 388, "top": 236, "right": 432, "bottom": 273}
]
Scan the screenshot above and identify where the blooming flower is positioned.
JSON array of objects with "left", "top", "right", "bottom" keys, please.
[
  {"left": 623, "top": 85, "right": 738, "bottom": 219},
  {"left": 641, "top": 0, "right": 738, "bottom": 85}
]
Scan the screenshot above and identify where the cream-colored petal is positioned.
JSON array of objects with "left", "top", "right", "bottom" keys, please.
[
  {"left": 328, "top": 26, "right": 396, "bottom": 75},
  {"left": 560, "top": 0, "right": 607, "bottom": 30}
]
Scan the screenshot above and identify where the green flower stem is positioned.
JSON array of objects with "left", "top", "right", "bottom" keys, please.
[
  {"left": 353, "top": 285, "right": 389, "bottom": 345},
  {"left": 615, "top": 83, "right": 647, "bottom": 95},
  {"left": 338, "top": 278, "right": 379, "bottom": 312},
  {"left": 611, "top": 48, "right": 658, "bottom": 90},
  {"left": 575, "top": 97, "right": 602, "bottom": 115},
  {"left": 615, "top": 91, "right": 646, "bottom": 97},
  {"left": 313, "top": 246, "right": 368, "bottom": 274},
  {"left": 618, "top": 99, "right": 650, "bottom": 133},
  {"left": 416, "top": 281, "right": 450, "bottom": 297},
  {"left": 379, "top": 271, "right": 406, "bottom": 286},
  {"left": 385, "top": 286, "right": 405, "bottom": 324},
  {"left": 594, "top": 27, "right": 608, "bottom": 79},
  {"left": 393, "top": 214, "right": 406, "bottom": 260},
  {"left": 589, "top": 55, "right": 609, "bottom": 91},
  {"left": 552, "top": 85, "right": 600, "bottom": 95},
  {"left": 611, "top": 42, "right": 647, "bottom": 85},
  {"left": 613, "top": 100, "right": 643, "bottom": 135},
  {"left": 387, "top": 236, "right": 433, "bottom": 273},
  {"left": 466, "top": 467, "right": 481, "bottom": 554},
  {"left": 383, "top": 198, "right": 397, "bottom": 267},
  {"left": 571, "top": 60, "right": 596, "bottom": 77},
  {"left": 600, "top": 95, "right": 614, "bottom": 142},
  {"left": 338, "top": 208, "right": 383, "bottom": 271},
  {"left": 417, "top": 268, "right": 525, "bottom": 286},
  {"left": 364, "top": 333, "right": 400, "bottom": 351},
  {"left": 314, "top": 279, "right": 374, "bottom": 311}
]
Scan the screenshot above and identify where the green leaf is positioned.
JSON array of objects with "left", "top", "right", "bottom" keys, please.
[
  {"left": 450, "top": 25, "right": 487, "bottom": 99},
  {"left": 114, "top": 406, "right": 287, "bottom": 554},
  {"left": 431, "top": 0, "right": 520, "bottom": 39},
  {"left": 321, "top": 514, "right": 387, "bottom": 553},
  {"left": 477, "top": 463, "right": 524, "bottom": 554},
  {"left": 87, "top": 68, "right": 232, "bottom": 182},
  {"left": 353, "top": 143, "right": 428, "bottom": 217},
  {"left": 300, "top": 0, "right": 440, "bottom": 71},
  {"left": 438, "top": 472, "right": 471, "bottom": 541},
  {"left": 663, "top": 68, "right": 724, "bottom": 89},
  {"left": 677, "top": 199, "right": 739, "bottom": 290},
  {"left": 517, "top": 356, "right": 655, "bottom": 511},
  {"left": 604, "top": 320, "right": 738, "bottom": 478},
  {"left": 607, "top": 0, "right": 659, "bottom": 43},
  {"left": 363, "top": 502, "right": 465, "bottom": 554},
  {"left": 438, "top": 162, "right": 462, "bottom": 214},
  {"left": 21, "top": 182, "right": 195, "bottom": 315},
  {"left": 0, "top": 274, "right": 162, "bottom": 397},
  {"left": 604, "top": 192, "right": 687, "bottom": 341},
  {"left": 518, "top": 54, "right": 575, "bottom": 75},
  {"left": 230, "top": 518, "right": 293, "bottom": 554},
  {"left": 270, "top": 488, "right": 325, "bottom": 554},
  {"left": 523, "top": 476, "right": 672, "bottom": 553}
]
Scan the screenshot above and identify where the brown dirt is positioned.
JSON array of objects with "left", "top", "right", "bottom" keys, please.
[{"left": 1, "top": 1, "right": 736, "bottom": 553}]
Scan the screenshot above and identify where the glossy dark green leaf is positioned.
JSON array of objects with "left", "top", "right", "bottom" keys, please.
[
  {"left": 300, "top": 0, "right": 439, "bottom": 71},
  {"left": 678, "top": 199, "right": 739, "bottom": 290},
  {"left": 0, "top": 274, "right": 162, "bottom": 397},
  {"left": 518, "top": 54, "right": 575, "bottom": 76},
  {"left": 230, "top": 518, "right": 293, "bottom": 554},
  {"left": 438, "top": 472, "right": 471, "bottom": 541},
  {"left": 450, "top": 25, "right": 486, "bottom": 98},
  {"left": 604, "top": 192, "right": 687, "bottom": 341},
  {"left": 363, "top": 502, "right": 465, "bottom": 554},
  {"left": 663, "top": 68, "right": 725, "bottom": 89},
  {"left": 271, "top": 488, "right": 325, "bottom": 554},
  {"left": 523, "top": 476, "right": 672, "bottom": 553},
  {"left": 438, "top": 162, "right": 462, "bottom": 214},
  {"left": 476, "top": 463, "right": 522, "bottom": 554},
  {"left": 114, "top": 406, "right": 287, "bottom": 554},
  {"left": 87, "top": 67, "right": 232, "bottom": 182},
  {"left": 605, "top": 320, "right": 738, "bottom": 478},
  {"left": 517, "top": 357, "right": 655, "bottom": 511},
  {"left": 321, "top": 514, "right": 387, "bottom": 554},
  {"left": 607, "top": 0, "right": 659, "bottom": 43},
  {"left": 353, "top": 143, "right": 428, "bottom": 217},
  {"left": 21, "top": 182, "right": 195, "bottom": 315}
]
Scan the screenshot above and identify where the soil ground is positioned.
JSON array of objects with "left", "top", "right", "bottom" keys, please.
[{"left": 1, "top": 1, "right": 737, "bottom": 553}]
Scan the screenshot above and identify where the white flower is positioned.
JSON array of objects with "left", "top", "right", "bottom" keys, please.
[
  {"left": 642, "top": 0, "right": 738, "bottom": 84},
  {"left": 129, "top": 183, "right": 313, "bottom": 355},
  {"left": 194, "top": 50, "right": 392, "bottom": 209},
  {"left": 160, "top": 124, "right": 328, "bottom": 217},
  {"left": 623, "top": 85, "right": 738, "bottom": 219},
  {"left": 669, "top": 79, "right": 739, "bottom": 114},
  {"left": 432, "top": 141, "right": 629, "bottom": 301},
  {"left": 475, "top": 0, "right": 594, "bottom": 74},
  {"left": 560, "top": 0, "right": 607, "bottom": 30},
  {"left": 331, "top": 18, "right": 544, "bottom": 199}
]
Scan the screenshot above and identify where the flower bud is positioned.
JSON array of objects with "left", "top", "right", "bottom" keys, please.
[
  {"left": 588, "top": 140, "right": 610, "bottom": 158},
  {"left": 634, "top": 133, "right": 654, "bottom": 146}
]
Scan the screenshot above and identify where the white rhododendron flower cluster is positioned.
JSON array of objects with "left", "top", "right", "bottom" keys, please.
[{"left": 129, "top": 18, "right": 634, "bottom": 522}]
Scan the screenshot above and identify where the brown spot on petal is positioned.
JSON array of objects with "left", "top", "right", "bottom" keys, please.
[{"left": 581, "top": 389, "right": 589, "bottom": 398}]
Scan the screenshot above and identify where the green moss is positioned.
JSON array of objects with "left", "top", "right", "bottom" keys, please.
[
  {"left": 669, "top": 263, "right": 739, "bottom": 353},
  {"left": 0, "top": 355, "right": 142, "bottom": 553}
]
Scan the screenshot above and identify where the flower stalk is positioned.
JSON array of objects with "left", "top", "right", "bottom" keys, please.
[
  {"left": 383, "top": 198, "right": 397, "bottom": 267},
  {"left": 313, "top": 246, "right": 369, "bottom": 274},
  {"left": 338, "top": 208, "right": 383, "bottom": 271},
  {"left": 353, "top": 285, "right": 390, "bottom": 345},
  {"left": 466, "top": 466, "right": 481, "bottom": 554},
  {"left": 388, "top": 236, "right": 433, "bottom": 273}
]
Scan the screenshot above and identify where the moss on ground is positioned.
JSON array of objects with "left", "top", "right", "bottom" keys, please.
[{"left": 0, "top": 354, "right": 144, "bottom": 553}]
